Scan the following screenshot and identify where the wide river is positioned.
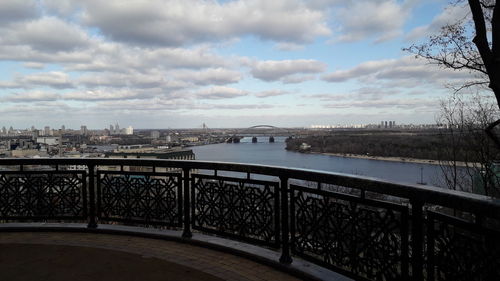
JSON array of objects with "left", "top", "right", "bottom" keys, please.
[{"left": 191, "top": 137, "right": 446, "bottom": 187}]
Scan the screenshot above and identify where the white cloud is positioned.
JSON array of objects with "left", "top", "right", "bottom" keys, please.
[
  {"left": 322, "top": 59, "right": 395, "bottom": 82},
  {"left": 76, "top": 71, "right": 188, "bottom": 90},
  {"left": 251, "top": 59, "right": 326, "bottom": 82},
  {"left": 22, "top": 71, "right": 74, "bottom": 89},
  {"left": 194, "top": 86, "right": 248, "bottom": 99},
  {"left": 255, "top": 90, "right": 289, "bottom": 98},
  {"left": 0, "top": 0, "right": 39, "bottom": 24},
  {"left": 63, "top": 89, "right": 154, "bottom": 101},
  {"left": 324, "top": 98, "right": 437, "bottom": 109},
  {"left": 322, "top": 56, "right": 474, "bottom": 87},
  {"left": 2, "top": 91, "right": 60, "bottom": 102},
  {"left": 79, "top": 0, "right": 330, "bottom": 46},
  {"left": 172, "top": 68, "right": 242, "bottom": 85},
  {"left": 334, "top": 0, "right": 412, "bottom": 43},
  {"left": 406, "top": 4, "right": 470, "bottom": 40},
  {"left": 0, "top": 17, "right": 90, "bottom": 52},
  {"left": 274, "top": 42, "right": 305, "bottom": 51},
  {"left": 23, "top": 62, "right": 45, "bottom": 69},
  {"left": 281, "top": 74, "right": 316, "bottom": 84},
  {"left": 0, "top": 71, "right": 74, "bottom": 89}
]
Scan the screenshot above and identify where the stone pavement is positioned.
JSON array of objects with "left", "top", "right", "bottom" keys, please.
[{"left": 0, "top": 232, "right": 301, "bottom": 281}]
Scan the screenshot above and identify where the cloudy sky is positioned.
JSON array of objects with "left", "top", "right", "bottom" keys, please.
[{"left": 0, "top": 0, "right": 476, "bottom": 129}]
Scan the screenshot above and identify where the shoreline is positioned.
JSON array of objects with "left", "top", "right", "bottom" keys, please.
[{"left": 309, "top": 152, "right": 470, "bottom": 167}]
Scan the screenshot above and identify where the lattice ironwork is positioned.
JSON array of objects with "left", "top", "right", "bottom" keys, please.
[
  {"left": 291, "top": 184, "right": 409, "bottom": 280},
  {"left": 192, "top": 174, "right": 279, "bottom": 248},
  {"left": 97, "top": 171, "right": 181, "bottom": 227},
  {"left": 0, "top": 171, "right": 86, "bottom": 220},
  {"left": 427, "top": 211, "right": 500, "bottom": 281}
]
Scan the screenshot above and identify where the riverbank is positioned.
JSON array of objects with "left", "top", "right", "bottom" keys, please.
[{"left": 311, "top": 152, "right": 470, "bottom": 167}]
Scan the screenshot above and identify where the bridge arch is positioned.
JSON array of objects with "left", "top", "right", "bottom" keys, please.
[{"left": 238, "top": 125, "right": 289, "bottom": 135}]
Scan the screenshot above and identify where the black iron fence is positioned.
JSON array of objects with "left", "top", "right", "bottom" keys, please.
[{"left": 0, "top": 158, "right": 499, "bottom": 281}]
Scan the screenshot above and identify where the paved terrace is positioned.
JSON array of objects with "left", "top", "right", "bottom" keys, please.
[{"left": 0, "top": 232, "right": 300, "bottom": 281}]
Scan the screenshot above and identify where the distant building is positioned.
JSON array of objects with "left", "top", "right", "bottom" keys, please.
[
  {"left": 43, "top": 126, "right": 51, "bottom": 136},
  {"left": 32, "top": 130, "right": 39, "bottom": 139},
  {"left": 125, "top": 126, "right": 133, "bottom": 135},
  {"left": 80, "top": 125, "right": 88, "bottom": 135},
  {"left": 37, "top": 137, "right": 60, "bottom": 146},
  {"left": 151, "top": 131, "right": 160, "bottom": 139}
]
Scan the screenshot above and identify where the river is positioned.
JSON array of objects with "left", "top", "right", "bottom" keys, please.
[{"left": 191, "top": 136, "right": 446, "bottom": 187}]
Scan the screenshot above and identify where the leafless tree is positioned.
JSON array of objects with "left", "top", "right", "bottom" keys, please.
[
  {"left": 405, "top": 1, "right": 500, "bottom": 145},
  {"left": 436, "top": 92, "right": 500, "bottom": 196}
]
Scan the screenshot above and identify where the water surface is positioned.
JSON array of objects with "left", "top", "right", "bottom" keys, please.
[{"left": 192, "top": 137, "right": 444, "bottom": 187}]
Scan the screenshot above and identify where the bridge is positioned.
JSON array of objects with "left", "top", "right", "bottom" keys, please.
[{"left": 226, "top": 125, "right": 291, "bottom": 143}]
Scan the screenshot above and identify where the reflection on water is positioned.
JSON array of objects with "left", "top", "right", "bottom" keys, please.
[{"left": 192, "top": 137, "right": 446, "bottom": 187}]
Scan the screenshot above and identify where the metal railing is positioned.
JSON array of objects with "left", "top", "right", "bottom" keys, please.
[{"left": 0, "top": 158, "right": 499, "bottom": 281}]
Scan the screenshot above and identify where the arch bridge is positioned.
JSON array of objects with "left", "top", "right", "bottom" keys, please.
[{"left": 227, "top": 125, "right": 290, "bottom": 143}]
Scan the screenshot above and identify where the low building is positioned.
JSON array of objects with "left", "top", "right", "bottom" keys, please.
[{"left": 36, "top": 137, "right": 59, "bottom": 146}]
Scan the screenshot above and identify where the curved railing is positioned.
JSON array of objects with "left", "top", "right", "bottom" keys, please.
[{"left": 0, "top": 158, "right": 499, "bottom": 280}]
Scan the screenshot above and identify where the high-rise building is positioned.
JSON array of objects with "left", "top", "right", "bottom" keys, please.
[
  {"left": 80, "top": 125, "right": 88, "bottom": 135},
  {"left": 44, "top": 126, "right": 50, "bottom": 136},
  {"left": 110, "top": 124, "right": 114, "bottom": 134},
  {"left": 151, "top": 131, "right": 160, "bottom": 139},
  {"left": 1, "top": 126, "right": 6, "bottom": 135},
  {"left": 61, "top": 125, "right": 65, "bottom": 131},
  {"left": 115, "top": 123, "right": 120, "bottom": 134}
]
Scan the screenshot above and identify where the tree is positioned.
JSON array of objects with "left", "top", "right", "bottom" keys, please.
[
  {"left": 436, "top": 92, "right": 500, "bottom": 196},
  {"left": 405, "top": 1, "right": 500, "bottom": 145}
]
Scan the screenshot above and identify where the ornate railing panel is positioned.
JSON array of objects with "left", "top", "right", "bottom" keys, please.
[
  {"left": 191, "top": 174, "right": 280, "bottom": 248},
  {"left": 97, "top": 171, "right": 182, "bottom": 227},
  {"left": 426, "top": 211, "right": 500, "bottom": 281},
  {"left": 0, "top": 171, "right": 86, "bottom": 220},
  {"left": 290, "top": 184, "right": 409, "bottom": 280}
]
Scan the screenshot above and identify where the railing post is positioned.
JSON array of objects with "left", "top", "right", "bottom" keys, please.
[
  {"left": 87, "top": 163, "right": 97, "bottom": 228},
  {"left": 279, "top": 176, "right": 292, "bottom": 264},
  {"left": 182, "top": 167, "right": 192, "bottom": 238},
  {"left": 411, "top": 199, "right": 423, "bottom": 281}
]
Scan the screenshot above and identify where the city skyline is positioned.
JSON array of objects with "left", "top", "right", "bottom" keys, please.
[
  {"left": 0, "top": 120, "right": 443, "bottom": 131},
  {"left": 0, "top": 0, "right": 478, "bottom": 128}
]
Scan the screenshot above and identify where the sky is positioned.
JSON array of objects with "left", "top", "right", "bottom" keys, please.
[{"left": 0, "top": 0, "right": 478, "bottom": 129}]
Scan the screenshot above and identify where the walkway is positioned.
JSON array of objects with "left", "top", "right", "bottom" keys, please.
[{"left": 0, "top": 232, "right": 300, "bottom": 281}]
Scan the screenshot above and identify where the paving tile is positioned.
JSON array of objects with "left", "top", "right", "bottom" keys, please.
[{"left": 0, "top": 232, "right": 301, "bottom": 281}]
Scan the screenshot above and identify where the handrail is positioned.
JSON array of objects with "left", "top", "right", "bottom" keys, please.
[
  {"left": 0, "top": 157, "right": 499, "bottom": 216},
  {"left": 0, "top": 157, "right": 499, "bottom": 280}
]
